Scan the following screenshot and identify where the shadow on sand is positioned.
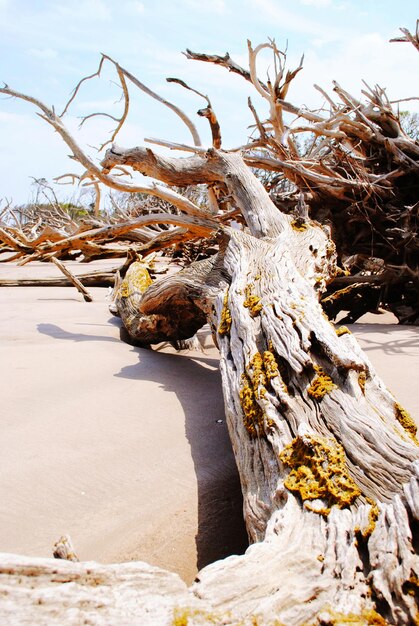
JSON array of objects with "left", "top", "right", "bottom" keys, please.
[
  {"left": 115, "top": 343, "right": 249, "bottom": 571},
  {"left": 38, "top": 320, "right": 249, "bottom": 572},
  {"left": 350, "top": 324, "right": 419, "bottom": 357}
]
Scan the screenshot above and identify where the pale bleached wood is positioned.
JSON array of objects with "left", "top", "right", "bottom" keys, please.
[
  {"left": 109, "top": 149, "right": 419, "bottom": 625},
  {"left": 49, "top": 256, "right": 93, "bottom": 302},
  {"left": 1, "top": 34, "right": 418, "bottom": 626}
]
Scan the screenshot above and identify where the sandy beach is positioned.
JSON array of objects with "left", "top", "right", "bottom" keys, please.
[{"left": 0, "top": 260, "right": 418, "bottom": 584}]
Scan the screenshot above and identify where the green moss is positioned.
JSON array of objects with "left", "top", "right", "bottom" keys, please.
[
  {"left": 218, "top": 291, "right": 232, "bottom": 336},
  {"left": 308, "top": 366, "right": 337, "bottom": 400},
  {"left": 394, "top": 402, "right": 418, "bottom": 444},
  {"left": 243, "top": 285, "right": 263, "bottom": 317},
  {"left": 279, "top": 434, "right": 361, "bottom": 515}
]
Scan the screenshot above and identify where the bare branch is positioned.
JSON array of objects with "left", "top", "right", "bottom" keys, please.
[
  {"left": 166, "top": 77, "right": 210, "bottom": 106},
  {"left": 101, "top": 54, "right": 202, "bottom": 147},
  {"left": 184, "top": 48, "right": 268, "bottom": 91},
  {"left": 144, "top": 137, "right": 207, "bottom": 154},
  {"left": 60, "top": 56, "right": 106, "bottom": 117},
  {"left": 390, "top": 22, "right": 419, "bottom": 52},
  {"left": 49, "top": 255, "right": 93, "bottom": 302}
]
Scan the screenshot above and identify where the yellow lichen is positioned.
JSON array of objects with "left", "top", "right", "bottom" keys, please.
[
  {"left": 279, "top": 435, "right": 361, "bottom": 515},
  {"left": 335, "top": 266, "right": 351, "bottom": 277},
  {"left": 243, "top": 285, "right": 263, "bottom": 317},
  {"left": 394, "top": 402, "right": 418, "bottom": 444},
  {"left": 239, "top": 372, "right": 265, "bottom": 438},
  {"left": 264, "top": 349, "right": 288, "bottom": 394},
  {"left": 336, "top": 326, "right": 351, "bottom": 337},
  {"left": 239, "top": 351, "right": 283, "bottom": 437},
  {"left": 403, "top": 571, "right": 419, "bottom": 604},
  {"left": 263, "top": 350, "right": 279, "bottom": 380},
  {"left": 249, "top": 352, "right": 266, "bottom": 398},
  {"left": 172, "top": 607, "right": 227, "bottom": 625},
  {"left": 317, "top": 608, "right": 387, "bottom": 625},
  {"left": 118, "top": 261, "right": 152, "bottom": 298},
  {"left": 355, "top": 497, "right": 379, "bottom": 538},
  {"left": 218, "top": 291, "right": 232, "bottom": 336},
  {"left": 291, "top": 218, "right": 308, "bottom": 232},
  {"left": 358, "top": 372, "right": 367, "bottom": 395},
  {"left": 308, "top": 365, "right": 337, "bottom": 400}
]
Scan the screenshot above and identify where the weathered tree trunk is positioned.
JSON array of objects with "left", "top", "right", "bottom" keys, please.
[
  {"left": 1, "top": 32, "right": 418, "bottom": 623},
  {"left": 107, "top": 150, "right": 419, "bottom": 624}
]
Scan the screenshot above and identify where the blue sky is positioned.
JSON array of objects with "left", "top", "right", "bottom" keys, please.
[{"left": 0, "top": 0, "right": 418, "bottom": 205}]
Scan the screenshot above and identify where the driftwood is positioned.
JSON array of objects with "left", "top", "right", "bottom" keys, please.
[
  {"left": 0, "top": 269, "right": 116, "bottom": 288},
  {"left": 109, "top": 148, "right": 419, "bottom": 625},
  {"left": 52, "top": 535, "right": 79, "bottom": 562},
  {"left": 185, "top": 35, "right": 419, "bottom": 324},
  {"left": 0, "top": 25, "right": 418, "bottom": 626},
  {"left": 1, "top": 26, "right": 417, "bottom": 322}
]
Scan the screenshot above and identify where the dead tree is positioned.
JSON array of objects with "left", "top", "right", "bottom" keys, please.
[
  {"left": 0, "top": 27, "right": 418, "bottom": 626},
  {"left": 183, "top": 34, "right": 419, "bottom": 324}
]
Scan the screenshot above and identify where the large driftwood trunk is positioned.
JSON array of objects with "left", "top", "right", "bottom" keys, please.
[
  {"left": 2, "top": 151, "right": 417, "bottom": 625},
  {"left": 104, "top": 151, "right": 419, "bottom": 624},
  {"left": 0, "top": 151, "right": 418, "bottom": 625},
  {"left": 1, "top": 33, "right": 418, "bottom": 624}
]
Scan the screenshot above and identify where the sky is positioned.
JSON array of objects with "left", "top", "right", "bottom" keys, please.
[{"left": 0, "top": 0, "right": 418, "bottom": 206}]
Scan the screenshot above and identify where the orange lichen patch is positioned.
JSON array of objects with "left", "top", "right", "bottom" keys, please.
[
  {"left": 336, "top": 326, "right": 351, "bottom": 337},
  {"left": 218, "top": 291, "right": 232, "bottom": 336},
  {"left": 394, "top": 402, "right": 418, "bottom": 444},
  {"left": 119, "top": 261, "right": 152, "bottom": 298},
  {"left": 358, "top": 371, "right": 367, "bottom": 395},
  {"left": 279, "top": 435, "right": 361, "bottom": 515},
  {"left": 243, "top": 285, "right": 263, "bottom": 317},
  {"left": 308, "top": 366, "right": 337, "bottom": 400}
]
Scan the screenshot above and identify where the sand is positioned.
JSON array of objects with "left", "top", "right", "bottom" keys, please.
[{"left": 0, "top": 260, "right": 417, "bottom": 584}]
